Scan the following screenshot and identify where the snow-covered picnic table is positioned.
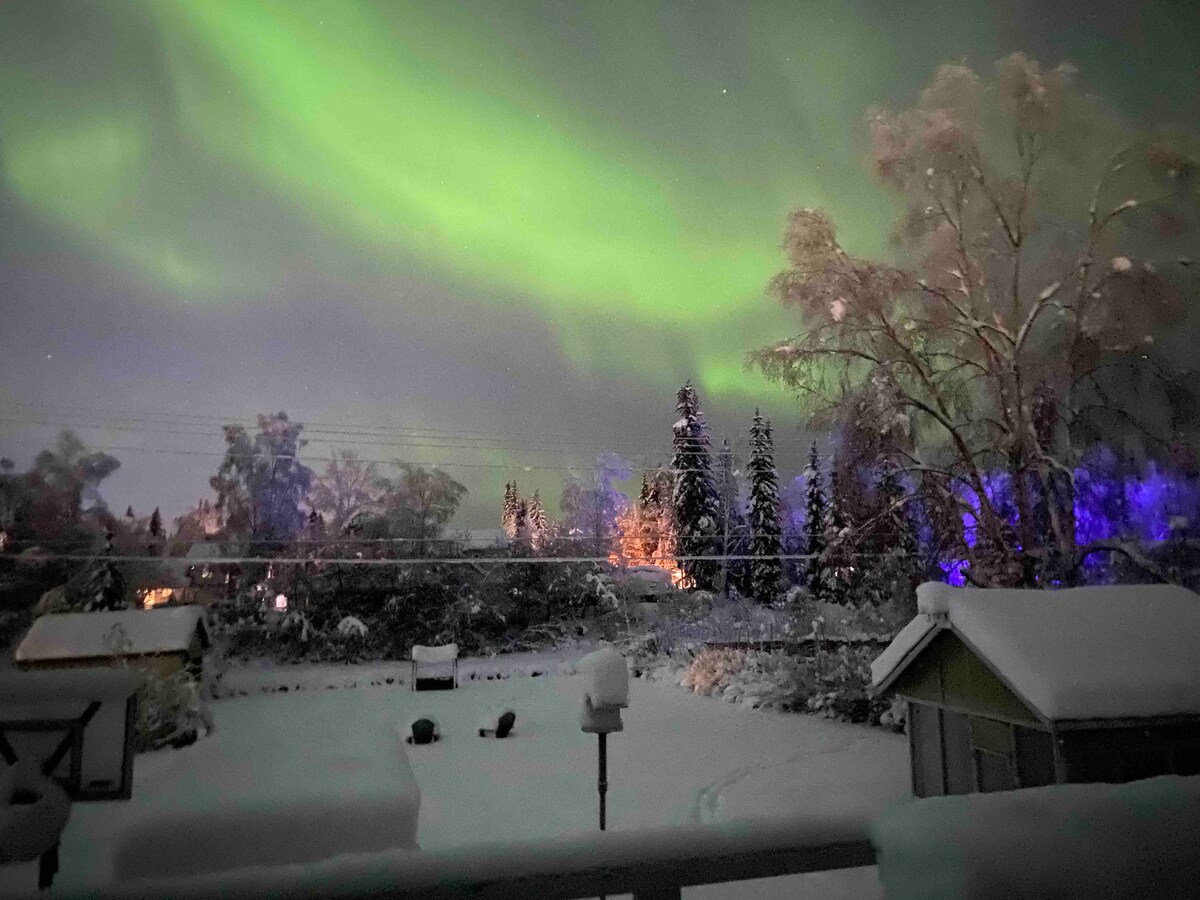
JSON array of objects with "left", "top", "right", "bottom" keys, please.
[{"left": 110, "top": 695, "right": 421, "bottom": 880}]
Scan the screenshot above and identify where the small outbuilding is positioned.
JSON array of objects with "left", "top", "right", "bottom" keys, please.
[
  {"left": 872, "top": 582, "right": 1200, "bottom": 798},
  {"left": 14, "top": 607, "right": 211, "bottom": 679}
]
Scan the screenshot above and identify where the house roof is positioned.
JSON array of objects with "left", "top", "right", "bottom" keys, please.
[
  {"left": 872, "top": 582, "right": 1200, "bottom": 722},
  {"left": 15, "top": 607, "right": 210, "bottom": 662}
]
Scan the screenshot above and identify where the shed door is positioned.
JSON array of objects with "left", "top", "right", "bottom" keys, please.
[
  {"left": 941, "top": 710, "right": 974, "bottom": 794},
  {"left": 909, "top": 702, "right": 944, "bottom": 797}
]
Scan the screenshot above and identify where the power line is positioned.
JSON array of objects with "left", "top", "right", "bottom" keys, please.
[
  {"left": 0, "top": 403, "right": 819, "bottom": 453},
  {"left": 0, "top": 416, "right": 724, "bottom": 460},
  {"left": 0, "top": 438, "right": 741, "bottom": 475}
]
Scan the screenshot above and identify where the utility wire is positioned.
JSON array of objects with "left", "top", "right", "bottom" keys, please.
[
  {"left": 0, "top": 438, "right": 743, "bottom": 474},
  {"left": 0, "top": 404, "right": 819, "bottom": 453},
  {"left": 0, "top": 416, "right": 728, "bottom": 460}
]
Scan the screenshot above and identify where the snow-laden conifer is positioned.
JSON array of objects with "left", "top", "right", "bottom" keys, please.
[
  {"left": 671, "top": 382, "right": 720, "bottom": 590},
  {"left": 748, "top": 411, "right": 783, "bottom": 603}
]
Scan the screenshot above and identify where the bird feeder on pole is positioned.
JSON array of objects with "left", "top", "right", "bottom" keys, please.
[{"left": 578, "top": 645, "right": 629, "bottom": 832}]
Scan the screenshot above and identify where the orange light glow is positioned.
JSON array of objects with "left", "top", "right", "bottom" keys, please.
[
  {"left": 138, "top": 588, "right": 175, "bottom": 609},
  {"left": 610, "top": 507, "right": 687, "bottom": 588}
]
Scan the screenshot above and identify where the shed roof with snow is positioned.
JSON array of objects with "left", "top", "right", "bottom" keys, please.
[
  {"left": 872, "top": 581, "right": 1200, "bottom": 723},
  {"left": 15, "top": 607, "right": 211, "bottom": 664}
]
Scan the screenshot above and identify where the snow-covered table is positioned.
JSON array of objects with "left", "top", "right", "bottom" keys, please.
[{"left": 110, "top": 697, "right": 421, "bottom": 880}]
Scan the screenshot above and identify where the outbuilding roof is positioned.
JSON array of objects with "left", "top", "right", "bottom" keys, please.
[
  {"left": 15, "top": 606, "right": 210, "bottom": 662},
  {"left": 871, "top": 582, "right": 1200, "bottom": 723}
]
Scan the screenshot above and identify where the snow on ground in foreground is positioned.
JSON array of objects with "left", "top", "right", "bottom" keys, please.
[{"left": 5, "top": 652, "right": 907, "bottom": 899}]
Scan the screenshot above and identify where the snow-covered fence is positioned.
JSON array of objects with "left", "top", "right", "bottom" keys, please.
[{"left": 55, "top": 811, "right": 875, "bottom": 900}]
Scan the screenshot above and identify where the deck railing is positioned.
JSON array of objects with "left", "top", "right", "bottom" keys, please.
[{"left": 59, "top": 812, "right": 878, "bottom": 900}]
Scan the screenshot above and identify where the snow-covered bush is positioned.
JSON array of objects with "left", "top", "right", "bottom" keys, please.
[
  {"left": 807, "top": 643, "right": 894, "bottom": 725},
  {"left": 133, "top": 667, "right": 215, "bottom": 752},
  {"left": 720, "top": 650, "right": 815, "bottom": 710},
  {"left": 680, "top": 648, "right": 749, "bottom": 696},
  {"left": 335, "top": 615, "right": 368, "bottom": 638}
]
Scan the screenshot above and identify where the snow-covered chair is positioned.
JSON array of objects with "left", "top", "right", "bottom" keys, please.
[{"left": 410, "top": 643, "right": 458, "bottom": 691}]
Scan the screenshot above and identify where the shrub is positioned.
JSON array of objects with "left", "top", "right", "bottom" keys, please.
[
  {"left": 132, "top": 667, "right": 215, "bottom": 752},
  {"left": 680, "top": 648, "right": 750, "bottom": 696}
]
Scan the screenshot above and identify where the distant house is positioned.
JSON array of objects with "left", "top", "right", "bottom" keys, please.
[
  {"left": 872, "top": 582, "right": 1200, "bottom": 798},
  {"left": 14, "top": 607, "right": 212, "bottom": 679},
  {"left": 156, "top": 542, "right": 236, "bottom": 607}
]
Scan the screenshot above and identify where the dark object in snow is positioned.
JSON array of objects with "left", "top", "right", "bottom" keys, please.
[
  {"left": 531, "top": 671, "right": 541, "bottom": 678},
  {"left": 386, "top": 677, "right": 394, "bottom": 685},
  {"left": 479, "top": 710, "right": 516, "bottom": 739},
  {"left": 405, "top": 717, "right": 440, "bottom": 745},
  {"left": 279, "top": 686, "right": 288, "bottom": 692}
]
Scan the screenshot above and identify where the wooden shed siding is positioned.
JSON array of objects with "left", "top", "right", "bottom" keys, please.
[
  {"left": 893, "top": 632, "right": 1041, "bottom": 726},
  {"left": 17, "top": 652, "right": 188, "bottom": 679}
]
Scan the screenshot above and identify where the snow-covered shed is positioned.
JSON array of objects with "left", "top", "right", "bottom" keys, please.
[
  {"left": 872, "top": 582, "right": 1200, "bottom": 798},
  {"left": 14, "top": 607, "right": 211, "bottom": 679}
]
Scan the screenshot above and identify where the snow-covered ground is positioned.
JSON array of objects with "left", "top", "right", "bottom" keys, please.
[{"left": 4, "top": 650, "right": 908, "bottom": 898}]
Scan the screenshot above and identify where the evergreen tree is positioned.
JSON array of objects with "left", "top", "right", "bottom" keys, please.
[
  {"left": 803, "top": 443, "right": 828, "bottom": 599},
  {"left": 639, "top": 468, "right": 676, "bottom": 571},
  {"left": 72, "top": 531, "right": 128, "bottom": 611},
  {"left": 527, "top": 490, "right": 548, "bottom": 549},
  {"left": 149, "top": 507, "right": 163, "bottom": 538},
  {"left": 501, "top": 481, "right": 521, "bottom": 538},
  {"left": 748, "top": 412, "right": 783, "bottom": 603},
  {"left": 714, "top": 438, "right": 748, "bottom": 597},
  {"left": 671, "top": 382, "right": 720, "bottom": 590},
  {"left": 514, "top": 499, "right": 529, "bottom": 542},
  {"left": 124, "top": 505, "right": 136, "bottom": 521}
]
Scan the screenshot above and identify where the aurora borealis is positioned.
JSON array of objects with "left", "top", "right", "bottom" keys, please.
[{"left": 2, "top": 0, "right": 1197, "bottom": 524}]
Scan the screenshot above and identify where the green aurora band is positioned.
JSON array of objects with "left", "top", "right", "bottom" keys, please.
[{"left": 2, "top": 0, "right": 1196, "bottom": 402}]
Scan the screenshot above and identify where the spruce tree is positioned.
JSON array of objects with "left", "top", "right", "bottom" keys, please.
[
  {"left": 748, "top": 412, "right": 783, "bottom": 603},
  {"left": 501, "top": 481, "right": 521, "bottom": 538},
  {"left": 527, "top": 490, "right": 548, "bottom": 549},
  {"left": 715, "top": 438, "right": 748, "bottom": 597},
  {"left": 514, "top": 499, "right": 529, "bottom": 542},
  {"left": 74, "top": 531, "right": 128, "bottom": 611},
  {"left": 803, "top": 443, "right": 828, "bottom": 599},
  {"left": 826, "top": 461, "right": 851, "bottom": 603},
  {"left": 149, "top": 507, "right": 163, "bottom": 538},
  {"left": 671, "top": 382, "right": 720, "bottom": 590}
]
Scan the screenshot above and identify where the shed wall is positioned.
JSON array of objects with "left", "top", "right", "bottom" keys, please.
[
  {"left": 18, "top": 652, "right": 188, "bottom": 679},
  {"left": 894, "top": 632, "right": 1041, "bottom": 726}
]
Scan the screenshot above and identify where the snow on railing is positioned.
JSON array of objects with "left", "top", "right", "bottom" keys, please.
[{"left": 57, "top": 812, "right": 876, "bottom": 900}]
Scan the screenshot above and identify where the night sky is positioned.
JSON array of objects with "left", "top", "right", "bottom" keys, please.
[{"left": 1, "top": 0, "right": 1197, "bottom": 527}]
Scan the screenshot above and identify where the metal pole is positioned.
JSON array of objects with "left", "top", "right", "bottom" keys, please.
[
  {"left": 599, "top": 732, "right": 608, "bottom": 900},
  {"left": 598, "top": 732, "right": 608, "bottom": 831}
]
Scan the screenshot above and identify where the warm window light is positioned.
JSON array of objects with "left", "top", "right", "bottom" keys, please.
[
  {"left": 274, "top": 593, "right": 288, "bottom": 611},
  {"left": 139, "top": 588, "right": 175, "bottom": 609}
]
